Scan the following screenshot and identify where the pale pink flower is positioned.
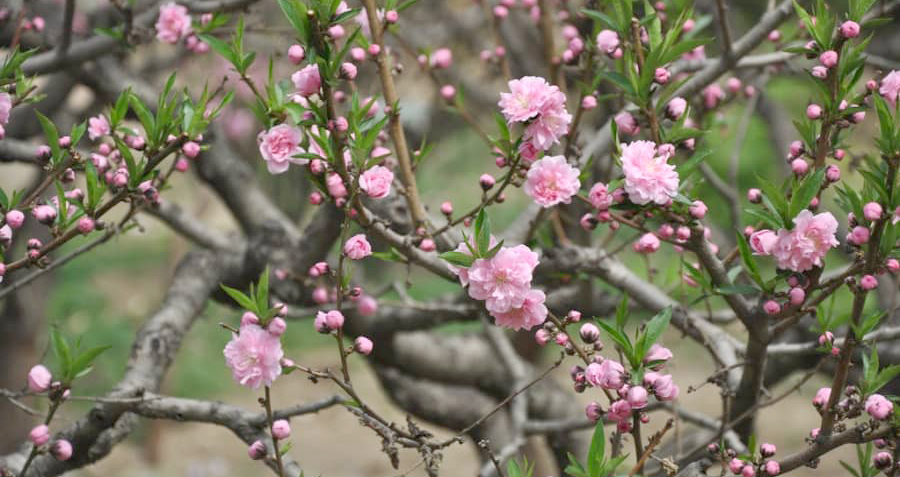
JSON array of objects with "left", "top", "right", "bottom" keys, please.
[
  {"left": 866, "top": 394, "right": 894, "bottom": 420},
  {"left": 626, "top": 385, "right": 649, "bottom": 409},
  {"left": 880, "top": 70, "right": 900, "bottom": 108},
  {"left": 0, "top": 92, "right": 11, "bottom": 125},
  {"left": 155, "top": 3, "right": 192, "bottom": 44},
  {"left": 27, "top": 364, "right": 52, "bottom": 392},
  {"left": 467, "top": 245, "right": 539, "bottom": 314},
  {"left": 633, "top": 233, "right": 660, "bottom": 253},
  {"left": 88, "top": 115, "right": 110, "bottom": 141},
  {"left": 620, "top": 140, "right": 679, "bottom": 205},
  {"left": 326, "top": 172, "right": 348, "bottom": 198},
  {"left": 588, "top": 182, "right": 614, "bottom": 210},
  {"left": 614, "top": 112, "right": 639, "bottom": 135},
  {"left": 359, "top": 165, "right": 394, "bottom": 199},
  {"left": 648, "top": 373, "right": 679, "bottom": 400},
  {"left": 812, "top": 387, "right": 831, "bottom": 407},
  {"left": 596, "top": 30, "right": 619, "bottom": 54},
  {"left": 491, "top": 288, "right": 548, "bottom": 330},
  {"left": 772, "top": 210, "right": 839, "bottom": 272},
  {"left": 343, "top": 234, "right": 372, "bottom": 260},
  {"left": 498, "top": 76, "right": 554, "bottom": 123},
  {"left": 524, "top": 103, "right": 571, "bottom": 150},
  {"left": 666, "top": 97, "right": 687, "bottom": 119},
  {"left": 585, "top": 359, "right": 625, "bottom": 390},
  {"left": 644, "top": 344, "right": 672, "bottom": 367},
  {"left": 749, "top": 229, "right": 778, "bottom": 255},
  {"left": 606, "top": 399, "right": 632, "bottom": 422},
  {"left": 292, "top": 64, "right": 322, "bottom": 97},
  {"left": 524, "top": 156, "right": 581, "bottom": 207},
  {"left": 257, "top": 124, "right": 305, "bottom": 174},
  {"left": 223, "top": 324, "right": 284, "bottom": 389}
]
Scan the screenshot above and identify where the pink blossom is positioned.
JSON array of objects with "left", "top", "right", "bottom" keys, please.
[
  {"left": 812, "top": 387, "right": 831, "bottom": 407},
  {"left": 596, "top": 30, "right": 619, "bottom": 54},
  {"left": 326, "top": 173, "right": 348, "bottom": 199},
  {"left": 702, "top": 84, "right": 725, "bottom": 108},
  {"left": 863, "top": 202, "right": 883, "bottom": 221},
  {"left": 585, "top": 359, "right": 625, "bottom": 390},
  {"left": 819, "top": 50, "right": 839, "bottom": 68},
  {"left": 27, "top": 364, "right": 52, "bottom": 392},
  {"left": 467, "top": 245, "right": 539, "bottom": 314},
  {"left": 524, "top": 156, "right": 581, "bottom": 207},
  {"left": 88, "top": 115, "right": 110, "bottom": 141},
  {"left": 614, "top": 112, "right": 640, "bottom": 136},
  {"left": 620, "top": 140, "right": 680, "bottom": 205},
  {"left": 749, "top": 230, "right": 777, "bottom": 255},
  {"left": 257, "top": 124, "right": 305, "bottom": 174},
  {"left": 431, "top": 48, "right": 453, "bottom": 69},
  {"left": 588, "top": 182, "right": 614, "bottom": 210},
  {"left": 491, "top": 288, "right": 548, "bottom": 330},
  {"left": 626, "top": 386, "right": 649, "bottom": 409},
  {"left": 359, "top": 165, "right": 394, "bottom": 199},
  {"left": 649, "top": 373, "right": 679, "bottom": 400},
  {"left": 880, "top": 71, "right": 900, "bottom": 108},
  {"left": 354, "top": 336, "right": 374, "bottom": 355},
  {"left": 447, "top": 235, "right": 498, "bottom": 286},
  {"left": 644, "top": 344, "right": 673, "bottom": 367},
  {"left": 0, "top": 92, "right": 11, "bottom": 125},
  {"left": 840, "top": 20, "right": 860, "bottom": 38},
  {"left": 155, "top": 3, "right": 192, "bottom": 44},
  {"left": 772, "top": 210, "right": 839, "bottom": 272},
  {"left": 30, "top": 425, "right": 50, "bottom": 446},
  {"left": 271, "top": 419, "right": 291, "bottom": 440},
  {"left": 292, "top": 64, "right": 322, "bottom": 97},
  {"left": 357, "top": 295, "right": 378, "bottom": 316},
  {"left": 606, "top": 399, "right": 632, "bottom": 422},
  {"left": 223, "top": 324, "right": 284, "bottom": 389},
  {"left": 633, "top": 233, "right": 660, "bottom": 253},
  {"left": 343, "top": 234, "right": 372, "bottom": 260},
  {"left": 865, "top": 394, "right": 893, "bottom": 420},
  {"left": 666, "top": 97, "right": 687, "bottom": 119},
  {"left": 51, "top": 440, "right": 73, "bottom": 461}
]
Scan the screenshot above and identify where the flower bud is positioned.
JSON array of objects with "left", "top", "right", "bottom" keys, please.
[
  {"left": 585, "top": 402, "right": 603, "bottom": 422},
  {"left": 860, "top": 274, "right": 878, "bottom": 291},
  {"left": 247, "top": 440, "right": 266, "bottom": 460},
  {"left": 241, "top": 312, "right": 259, "bottom": 326},
  {"left": 791, "top": 158, "right": 809, "bottom": 176},
  {"left": 77, "top": 217, "right": 95, "bottom": 235},
  {"left": 788, "top": 287, "right": 805, "bottom": 306},
  {"left": 354, "top": 336, "right": 374, "bottom": 355},
  {"left": 30, "top": 425, "right": 50, "bottom": 446},
  {"left": 182, "top": 141, "right": 201, "bottom": 158},
  {"left": 32, "top": 205, "right": 57, "bottom": 225},
  {"left": 806, "top": 104, "right": 822, "bottom": 119},
  {"left": 27, "top": 365, "right": 52, "bottom": 392},
  {"left": 479, "top": 174, "right": 496, "bottom": 190},
  {"left": 267, "top": 317, "right": 287, "bottom": 336},
  {"left": 271, "top": 419, "right": 290, "bottom": 440},
  {"left": 288, "top": 44, "right": 305, "bottom": 64},
  {"left": 689, "top": 200, "right": 708, "bottom": 219},
  {"left": 579, "top": 323, "right": 600, "bottom": 343},
  {"left": 840, "top": 20, "right": 860, "bottom": 38},
  {"left": 819, "top": 50, "right": 838, "bottom": 68},
  {"left": 760, "top": 443, "right": 777, "bottom": 457},
  {"left": 5, "top": 210, "right": 25, "bottom": 229},
  {"left": 863, "top": 202, "right": 882, "bottom": 221},
  {"left": 874, "top": 451, "right": 893, "bottom": 470},
  {"left": 534, "top": 328, "right": 551, "bottom": 346},
  {"left": 763, "top": 300, "right": 781, "bottom": 315},
  {"left": 51, "top": 439, "right": 73, "bottom": 461}
]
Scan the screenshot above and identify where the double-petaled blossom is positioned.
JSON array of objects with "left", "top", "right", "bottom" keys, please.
[
  {"left": 155, "top": 3, "right": 192, "bottom": 44},
  {"left": 620, "top": 140, "right": 679, "bottom": 205},
  {"left": 585, "top": 359, "right": 625, "bottom": 390},
  {"left": 491, "top": 288, "right": 548, "bottom": 330},
  {"left": 88, "top": 115, "right": 110, "bottom": 141},
  {"left": 223, "top": 324, "right": 283, "bottom": 389},
  {"left": 358, "top": 165, "right": 394, "bottom": 199},
  {"left": 588, "top": 182, "right": 614, "bottom": 210},
  {"left": 644, "top": 372, "right": 679, "bottom": 401},
  {"left": 866, "top": 394, "right": 894, "bottom": 420},
  {"left": 467, "top": 245, "right": 539, "bottom": 314},
  {"left": 258, "top": 124, "right": 305, "bottom": 174},
  {"left": 772, "top": 210, "right": 839, "bottom": 272},
  {"left": 498, "top": 76, "right": 571, "bottom": 151},
  {"left": 292, "top": 64, "right": 322, "bottom": 97},
  {"left": 524, "top": 156, "right": 581, "bottom": 207},
  {"left": 343, "top": 234, "right": 372, "bottom": 260}
]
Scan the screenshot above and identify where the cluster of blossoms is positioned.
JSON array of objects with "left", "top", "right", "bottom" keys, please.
[
  {"left": 711, "top": 441, "right": 781, "bottom": 477},
  {"left": 749, "top": 210, "right": 839, "bottom": 273},
  {"left": 579, "top": 343, "right": 679, "bottom": 432},
  {"left": 155, "top": 2, "right": 210, "bottom": 54},
  {"left": 498, "top": 76, "right": 572, "bottom": 160},
  {"left": 22, "top": 365, "right": 74, "bottom": 462},
  {"left": 449, "top": 238, "right": 547, "bottom": 331}
]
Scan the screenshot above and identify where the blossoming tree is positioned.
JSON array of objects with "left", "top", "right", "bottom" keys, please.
[{"left": 1, "top": 0, "right": 900, "bottom": 476}]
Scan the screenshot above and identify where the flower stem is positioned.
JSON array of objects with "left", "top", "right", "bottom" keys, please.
[{"left": 264, "top": 386, "right": 285, "bottom": 477}]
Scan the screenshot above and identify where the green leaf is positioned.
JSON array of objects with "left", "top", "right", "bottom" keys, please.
[
  {"left": 50, "top": 327, "right": 72, "bottom": 376},
  {"left": 615, "top": 295, "right": 628, "bottom": 329},
  {"left": 475, "top": 209, "right": 491, "bottom": 257},
  {"left": 636, "top": 307, "right": 672, "bottom": 360},
  {"left": 736, "top": 232, "right": 765, "bottom": 289},
  {"left": 221, "top": 284, "right": 257, "bottom": 312},
  {"left": 439, "top": 251, "right": 475, "bottom": 268},
  {"left": 256, "top": 266, "right": 270, "bottom": 317},
  {"left": 35, "top": 110, "right": 61, "bottom": 161},
  {"left": 586, "top": 420, "right": 606, "bottom": 477},
  {"left": 68, "top": 345, "right": 112, "bottom": 381},
  {"left": 789, "top": 167, "right": 826, "bottom": 219}
]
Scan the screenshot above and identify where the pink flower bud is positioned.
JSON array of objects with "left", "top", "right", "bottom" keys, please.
[
  {"left": 788, "top": 287, "right": 805, "bottom": 305},
  {"left": 51, "top": 439, "right": 73, "bottom": 461},
  {"left": 666, "top": 97, "right": 686, "bottom": 119},
  {"left": 354, "top": 336, "right": 374, "bottom": 355},
  {"left": 579, "top": 323, "right": 600, "bottom": 343},
  {"left": 626, "top": 385, "right": 649, "bottom": 409},
  {"left": 654, "top": 68, "right": 670, "bottom": 84},
  {"left": 760, "top": 443, "right": 777, "bottom": 457},
  {"left": 614, "top": 112, "right": 639, "bottom": 136},
  {"left": 554, "top": 332, "right": 569, "bottom": 347},
  {"left": 865, "top": 393, "right": 893, "bottom": 419},
  {"left": 77, "top": 217, "right": 94, "bottom": 235},
  {"left": 182, "top": 141, "right": 201, "bottom": 158},
  {"left": 585, "top": 402, "right": 602, "bottom": 422},
  {"left": 726, "top": 77, "right": 742, "bottom": 93},
  {"left": 30, "top": 425, "right": 50, "bottom": 446},
  {"left": 36, "top": 145, "right": 52, "bottom": 159},
  {"left": 729, "top": 459, "right": 745, "bottom": 474},
  {"left": 59, "top": 136, "right": 72, "bottom": 148},
  {"left": 384, "top": 10, "right": 398, "bottom": 23},
  {"left": 581, "top": 95, "right": 597, "bottom": 110},
  {"left": 834, "top": 149, "right": 846, "bottom": 160},
  {"left": 32, "top": 204, "right": 57, "bottom": 225},
  {"left": 247, "top": 440, "right": 266, "bottom": 460},
  {"left": 791, "top": 158, "right": 809, "bottom": 176},
  {"left": 27, "top": 365, "right": 52, "bottom": 392},
  {"left": 813, "top": 387, "right": 831, "bottom": 408},
  {"left": 806, "top": 104, "right": 822, "bottom": 119},
  {"left": 267, "top": 317, "right": 287, "bottom": 336},
  {"left": 288, "top": 44, "right": 305, "bottom": 64},
  {"left": 271, "top": 419, "right": 291, "bottom": 439},
  {"left": 874, "top": 452, "right": 893, "bottom": 470},
  {"left": 419, "top": 238, "right": 436, "bottom": 252},
  {"left": 747, "top": 188, "right": 762, "bottom": 203},
  {"left": 767, "top": 30, "right": 781, "bottom": 42},
  {"left": 863, "top": 202, "right": 882, "bottom": 221},
  {"left": 676, "top": 226, "right": 691, "bottom": 242},
  {"left": 819, "top": 50, "right": 838, "bottom": 68},
  {"left": 887, "top": 258, "right": 900, "bottom": 272},
  {"left": 351, "top": 47, "right": 366, "bottom": 61},
  {"left": 840, "top": 20, "right": 860, "bottom": 38},
  {"left": 325, "top": 310, "right": 345, "bottom": 330},
  {"left": 763, "top": 300, "right": 781, "bottom": 315},
  {"left": 848, "top": 226, "right": 871, "bottom": 245},
  {"left": 440, "top": 85, "right": 456, "bottom": 101},
  {"left": 493, "top": 5, "right": 508, "bottom": 17},
  {"left": 308, "top": 191, "right": 324, "bottom": 206},
  {"left": 811, "top": 65, "right": 828, "bottom": 79},
  {"left": 825, "top": 165, "right": 840, "bottom": 182},
  {"left": 534, "top": 328, "right": 551, "bottom": 345},
  {"left": 860, "top": 274, "right": 878, "bottom": 290},
  {"left": 431, "top": 48, "right": 452, "bottom": 69},
  {"left": 241, "top": 312, "right": 259, "bottom": 326},
  {"left": 327, "top": 24, "right": 345, "bottom": 39},
  {"left": 343, "top": 234, "right": 372, "bottom": 260},
  {"left": 5, "top": 210, "right": 25, "bottom": 229},
  {"left": 689, "top": 200, "right": 708, "bottom": 219},
  {"left": 633, "top": 233, "right": 660, "bottom": 254},
  {"left": 340, "top": 62, "right": 357, "bottom": 80},
  {"left": 440, "top": 201, "right": 453, "bottom": 215},
  {"left": 479, "top": 174, "right": 496, "bottom": 190},
  {"left": 742, "top": 465, "right": 756, "bottom": 477}
]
